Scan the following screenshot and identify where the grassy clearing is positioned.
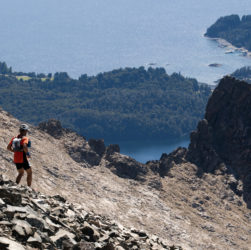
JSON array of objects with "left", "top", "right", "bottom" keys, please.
[{"left": 15, "top": 75, "right": 31, "bottom": 81}]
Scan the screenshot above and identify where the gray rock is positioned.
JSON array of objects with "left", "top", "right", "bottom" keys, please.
[
  {"left": 26, "top": 214, "right": 46, "bottom": 231},
  {"left": 50, "top": 229, "right": 77, "bottom": 246},
  {"left": 81, "top": 221, "right": 100, "bottom": 241},
  {"left": 106, "top": 153, "right": 147, "bottom": 181},
  {"left": 38, "top": 119, "right": 65, "bottom": 139},
  {"left": 4, "top": 205, "right": 29, "bottom": 219},
  {"left": 0, "top": 174, "right": 4, "bottom": 185},
  {"left": 27, "top": 232, "right": 43, "bottom": 248},
  {"left": 13, "top": 225, "right": 26, "bottom": 237},
  {"left": 0, "top": 188, "right": 22, "bottom": 206},
  {"left": 12, "top": 219, "right": 34, "bottom": 236},
  {"left": 88, "top": 139, "right": 106, "bottom": 156},
  {"left": 0, "top": 198, "right": 5, "bottom": 207},
  {"left": 0, "top": 237, "right": 25, "bottom": 250}
]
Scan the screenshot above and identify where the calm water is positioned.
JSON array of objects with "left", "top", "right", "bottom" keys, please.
[
  {"left": 0, "top": 0, "right": 250, "bottom": 161},
  {"left": 118, "top": 139, "right": 189, "bottom": 163}
]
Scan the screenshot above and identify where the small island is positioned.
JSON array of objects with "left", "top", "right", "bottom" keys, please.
[
  {"left": 208, "top": 63, "right": 222, "bottom": 68},
  {"left": 205, "top": 14, "right": 251, "bottom": 55}
]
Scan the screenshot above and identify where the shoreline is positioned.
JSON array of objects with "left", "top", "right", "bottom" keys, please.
[{"left": 205, "top": 36, "right": 251, "bottom": 58}]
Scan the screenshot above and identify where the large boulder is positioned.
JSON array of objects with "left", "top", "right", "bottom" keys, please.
[{"left": 105, "top": 152, "right": 147, "bottom": 181}]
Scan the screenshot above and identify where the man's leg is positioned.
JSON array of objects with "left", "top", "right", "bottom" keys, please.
[
  {"left": 16, "top": 168, "right": 24, "bottom": 184},
  {"left": 25, "top": 168, "right": 32, "bottom": 187}
]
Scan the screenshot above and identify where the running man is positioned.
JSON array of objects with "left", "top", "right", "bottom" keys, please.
[{"left": 7, "top": 124, "right": 32, "bottom": 186}]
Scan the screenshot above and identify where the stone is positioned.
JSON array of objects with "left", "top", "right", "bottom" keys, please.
[
  {"left": 0, "top": 174, "right": 4, "bottom": 185},
  {"left": 38, "top": 119, "right": 65, "bottom": 138},
  {"left": 73, "top": 241, "right": 95, "bottom": 250},
  {"left": 105, "top": 144, "right": 120, "bottom": 156},
  {"left": 50, "top": 229, "right": 77, "bottom": 246},
  {"left": 27, "top": 232, "right": 43, "bottom": 248},
  {"left": 52, "top": 194, "right": 66, "bottom": 203},
  {"left": 0, "top": 198, "right": 5, "bottom": 207},
  {"left": 13, "top": 225, "right": 26, "bottom": 237},
  {"left": 0, "top": 237, "right": 25, "bottom": 250},
  {"left": 4, "top": 205, "right": 29, "bottom": 219},
  {"left": 12, "top": 219, "right": 33, "bottom": 236},
  {"left": 106, "top": 152, "right": 147, "bottom": 181},
  {"left": 81, "top": 221, "right": 100, "bottom": 241},
  {"left": 88, "top": 139, "right": 106, "bottom": 156},
  {"left": 26, "top": 214, "right": 46, "bottom": 231},
  {"left": 0, "top": 188, "right": 22, "bottom": 205}
]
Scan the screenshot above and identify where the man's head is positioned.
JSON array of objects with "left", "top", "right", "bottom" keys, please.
[{"left": 19, "top": 124, "right": 29, "bottom": 136}]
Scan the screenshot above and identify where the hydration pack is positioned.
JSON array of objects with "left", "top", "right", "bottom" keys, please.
[{"left": 12, "top": 138, "right": 23, "bottom": 152}]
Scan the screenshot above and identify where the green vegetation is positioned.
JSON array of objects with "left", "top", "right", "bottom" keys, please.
[
  {"left": 0, "top": 62, "right": 211, "bottom": 141},
  {"left": 231, "top": 66, "right": 251, "bottom": 83},
  {"left": 205, "top": 14, "right": 251, "bottom": 51}
]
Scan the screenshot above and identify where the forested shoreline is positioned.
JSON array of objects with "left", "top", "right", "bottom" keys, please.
[
  {"left": 205, "top": 14, "right": 251, "bottom": 51},
  {"left": 0, "top": 62, "right": 211, "bottom": 141}
]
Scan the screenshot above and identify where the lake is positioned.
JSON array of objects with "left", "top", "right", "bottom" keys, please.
[
  {"left": 117, "top": 139, "right": 190, "bottom": 163},
  {"left": 0, "top": 0, "right": 250, "bottom": 161}
]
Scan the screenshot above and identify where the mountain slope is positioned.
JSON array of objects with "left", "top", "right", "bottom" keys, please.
[{"left": 0, "top": 76, "right": 250, "bottom": 249}]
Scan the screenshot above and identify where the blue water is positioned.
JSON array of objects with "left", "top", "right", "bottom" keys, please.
[
  {"left": 118, "top": 139, "right": 190, "bottom": 163},
  {"left": 0, "top": 0, "right": 250, "bottom": 161}
]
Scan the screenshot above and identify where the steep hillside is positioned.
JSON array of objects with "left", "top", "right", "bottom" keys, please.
[{"left": 0, "top": 76, "right": 250, "bottom": 249}]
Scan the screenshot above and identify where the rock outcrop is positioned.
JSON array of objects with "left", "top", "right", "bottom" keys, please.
[
  {"left": 0, "top": 175, "right": 181, "bottom": 250},
  {"left": 38, "top": 119, "right": 68, "bottom": 139},
  {"left": 187, "top": 76, "right": 251, "bottom": 207}
]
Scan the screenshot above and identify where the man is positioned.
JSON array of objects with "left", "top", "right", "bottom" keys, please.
[{"left": 7, "top": 124, "right": 32, "bottom": 186}]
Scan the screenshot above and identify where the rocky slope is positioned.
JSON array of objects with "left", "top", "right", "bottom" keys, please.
[
  {"left": 187, "top": 76, "right": 251, "bottom": 207},
  {"left": 0, "top": 76, "right": 250, "bottom": 249},
  {"left": 0, "top": 176, "right": 179, "bottom": 250}
]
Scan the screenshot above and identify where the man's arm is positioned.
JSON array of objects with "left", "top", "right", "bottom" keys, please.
[
  {"left": 7, "top": 143, "right": 14, "bottom": 152},
  {"left": 23, "top": 143, "right": 30, "bottom": 158},
  {"left": 23, "top": 143, "right": 28, "bottom": 154}
]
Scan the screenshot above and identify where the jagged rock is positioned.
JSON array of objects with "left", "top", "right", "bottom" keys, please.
[
  {"left": 88, "top": 139, "right": 106, "bottom": 156},
  {"left": 105, "top": 152, "right": 147, "bottom": 181},
  {"left": 81, "top": 221, "right": 100, "bottom": 241},
  {"left": 13, "top": 224, "right": 26, "bottom": 238},
  {"left": 27, "top": 232, "right": 43, "bottom": 248},
  {"left": 50, "top": 229, "right": 77, "bottom": 247},
  {"left": 4, "top": 205, "right": 30, "bottom": 219},
  {"left": 158, "top": 147, "right": 187, "bottom": 177},
  {"left": 52, "top": 194, "right": 66, "bottom": 203},
  {"left": 0, "top": 198, "right": 5, "bottom": 207},
  {"left": 26, "top": 214, "right": 46, "bottom": 231},
  {"left": 67, "top": 143, "right": 102, "bottom": 166},
  {"left": 12, "top": 219, "right": 34, "bottom": 236},
  {"left": 0, "top": 174, "right": 4, "bottom": 185},
  {"left": 38, "top": 119, "right": 66, "bottom": 139},
  {"left": 0, "top": 188, "right": 22, "bottom": 206},
  {"left": 105, "top": 144, "right": 120, "bottom": 156},
  {"left": 186, "top": 76, "right": 251, "bottom": 207},
  {"left": 0, "top": 177, "right": 181, "bottom": 249},
  {"left": 0, "top": 237, "right": 25, "bottom": 250}
]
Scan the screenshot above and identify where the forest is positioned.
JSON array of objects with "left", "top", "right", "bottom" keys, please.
[
  {"left": 0, "top": 62, "right": 211, "bottom": 141},
  {"left": 205, "top": 14, "right": 251, "bottom": 51},
  {"left": 231, "top": 66, "right": 251, "bottom": 83}
]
